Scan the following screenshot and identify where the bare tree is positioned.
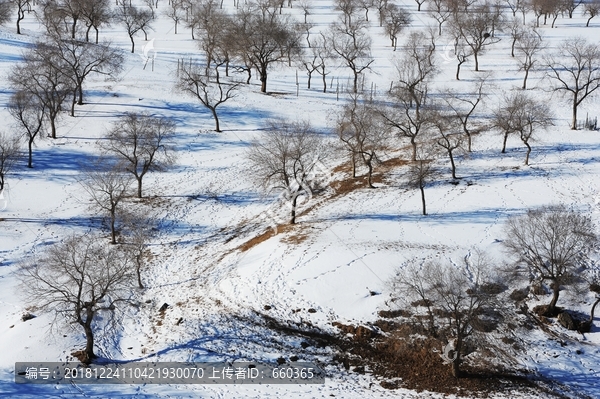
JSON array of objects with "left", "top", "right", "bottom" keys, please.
[
  {"left": 80, "top": 165, "right": 132, "bottom": 245},
  {"left": 326, "top": 17, "right": 374, "bottom": 93},
  {"left": 164, "top": 0, "right": 185, "bottom": 34},
  {"left": 9, "top": 42, "right": 73, "bottom": 139},
  {"left": 562, "top": 0, "right": 582, "bottom": 18},
  {"left": 13, "top": 0, "right": 31, "bottom": 34},
  {"left": 114, "top": 0, "right": 154, "bottom": 53},
  {"left": 443, "top": 78, "right": 486, "bottom": 152},
  {"left": 229, "top": 4, "right": 302, "bottom": 92},
  {"left": 380, "top": 31, "right": 436, "bottom": 161},
  {"left": 503, "top": 206, "right": 597, "bottom": 316},
  {"left": 450, "top": 1, "right": 501, "bottom": 71},
  {"left": 45, "top": 36, "right": 123, "bottom": 116},
  {"left": 80, "top": 0, "right": 112, "bottom": 43},
  {"left": 103, "top": 113, "right": 176, "bottom": 198},
  {"left": 392, "top": 256, "right": 503, "bottom": 377},
  {"left": 545, "top": 37, "right": 600, "bottom": 130},
  {"left": 431, "top": 112, "right": 463, "bottom": 179},
  {"left": 493, "top": 91, "right": 553, "bottom": 164},
  {"left": 18, "top": 234, "right": 135, "bottom": 364},
  {"left": 121, "top": 212, "right": 156, "bottom": 289},
  {"left": 336, "top": 95, "right": 388, "bottom": 186},
  {"left": 383, "top": 3, "right": 411, "bottom": 51},
  {"left": 8, "top": 91, "right": 46, "bottom": 169},
  {"left": 514, "top": 25, "right": 544, "bottom": 90},
  {"left": 0, "top": 132, "right": 20, "bottom": 193},
  {"left": 428, "top": 0, "right": 452, "bottom": 35},
  {"left": 583, "top": 0, "right": 600, "bottom": 26},
  {"left": 176, "top": 61, "right": 240, "bottom": 132},
  {"left": 407, "top": 151, "right": 437, "bottom": 215},
  {"left": 247, "top": 121, "right": 327, "bottom": 224}
]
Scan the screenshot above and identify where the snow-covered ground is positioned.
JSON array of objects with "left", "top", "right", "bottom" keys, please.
[{"left": 1, "top": 1, "right": 600, "bottom": 397}]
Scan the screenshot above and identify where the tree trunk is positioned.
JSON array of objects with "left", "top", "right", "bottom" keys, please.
[
  {"left": 211, "top": 107, "right": 221, "bottom": 132},
  {"left": 28, "top": 138, "right": 34, "bottom": 168},
  {"left": 95, "top": 27, "right": 100, "bottom": 44},
  {"left": 411, "top": 138, "right": 417, "bottom": 161},
  {"left": 130, "top": 35, "right": 135, "bottom": 53},
  {"left": 451, "top": 337, "right": 462, "bottom": 378},
  {"left": 322, "top": 72, "right": 327, "bottom": 93},
  {"left": 77, "top": 84, "right": 84, "bottom": 105},
  {"left": 50, "top": 117, "right": 57, "bottom": 139},
  {"left": 474, "top": 51, "right": 479, "bottom": 71},
  {"left": 449, "top": 149, "right": 457, "bottom": 179},
  {"left": 83, "top": 309, "right": 96, "bottom": 364},
  {"left": 420, "top": 184, "right": 427, "bottom": 215},
  {"left": 290, "top": 193, "right": 298, "bottom": 224},
  {"left": 571, "top": 95, "right": 578, "bottom": 130},
  {"left": 522, "top": 68, "right": 529, "bottom": 90},
  {"left": 524, "top": 141, "right": 531, "bottom": 165},
  {"left": 136, "top": 256, "right": 144, "bottom": 289},
  {"left": 110, "top": 212, "right": 117, "bottom": 245},
  {"left": 353, "top": 72, "right": 358, "bottom": 94},
  {"left": 548, "top": 280, "right": 560, "bottom": 315},
  {"left": 502, "top": 132, "right": 509, "bottom": 153},
  {"left": 307, "top": 72, "right": 312, "bottom": 89},
  {"left": 137, "top": 177, "right": 143, "bottom": 198},
  {"left": 260, "top": 65, "right": 268, "bottom": 92},
  {"left": 86, "top": 25, "right": 92, "bottom": 42},
  {"left": 466, "top": 133, "right": 472, "bottom": 152}
]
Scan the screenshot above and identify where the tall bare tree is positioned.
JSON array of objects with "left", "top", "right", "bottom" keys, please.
[
  {"left": 383, "top": 3, "right": 411, "bottom": 51},
  {"left": 164, "top": 0, "right": 185, "bottom": 34},
  {"left": 336, "top": 95, "right": 388, "bottom": 186},
  {"left": 407, "top": 150, "right": 437, "bottom": 215},
  {"left": 449, "top": 1, "right": 501, "bottom": 71},
  {"left": 493, "top": 91, "right": 553, "bottom": 164},
  {"left": 391, "top": 256, "right": 503, "bottom": 377},
  {"left": 230, "top": 3, "right": 302, "bottom": 92},
  {"left": 18, "top": 234, "right": 135, "bottom": 364},
  {"left": 9, "top": 42, "right": 73, "bottom": 139},
  {"left": 247, "top": 121, "right": 327, "bottom": 224},
  {"left": 326, "top": 17, "right": 373, "bottom": 93},
  {"left": 103, "top": 113, "right": 176, "bottom": 198},
  {"left": 514, "top": 25, "right": 544, "bottom": 90},
  {"left": 80, "top": 165, "right": 132, "bottom": 245},
  {"left": 503, "top": 206, "right": 596, "bottom": 316},
  {"left": 443, "top": 78, "right": 486, "bottom": 152},
  {"left": 8, "top": 91, "right": 46, "bottom": 169},
  {"left": 545, "top": 37, "right": 600, "bottom": 130},
  {"left": 381, "top": 31, "right": 436, "bottom": 161},
  {"left": 79, "top": 0, "right": 112, "bottom": 44},
  {"left": 176, "top": 61, "right": 240, "bottom": 132},
  {"left": 114, "top": 0, "right": 154, "bottom": 53},
  {"left": 583, "top": 0, "right": 600, "bottom": 26}
]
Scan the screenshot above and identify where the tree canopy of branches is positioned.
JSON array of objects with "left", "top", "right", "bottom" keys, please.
[
  {"left": 383, "top": 3, "right": 412, "bottom": 51},
  {"left": 103, "top": 113, "right": 176, "bottom": 198},
  {"left": 443, "top": 78, "right": 486, "bottom": 152},
  {"left": 18, "top": 234, "right": 135, "bottom": 364},
  {"left": 8, "top": 91, "right": 46, "bottom": 168},
  {"left": 80, "top": 165, "right": 132, "bottom": 245},
  {"left": 114, "top": 0, "right": 154, "bottom": 53},
  {"left": 391, "top": 256, "right": 503, "bottom": 377},
  {"left": 80, "top": 0, "right": 112, "bottom": 43},
  {"left": 9, "top": 42, "right": 73, "bottom": 139},
  {"left": 514, "top": 25, "right": 544, "bottom": 90},
  {"left": 247, "top": 121, "right": 327, "bottom": 224},
  {"left": 503, "top": 206, "right": 597, "bottom": 316},
  {"left": 177, "top": 61, "right": 240, "bottom": 132},
  {"left": 327, "top": 17, "right": 374, "bottom": 93},
  {"left": 381, "top": 31, "right": 436, "bottom": 161},
  {"left": 230, "top": 4, "right": 302, "bottom": 93},
  {"left": 42, "top": 35, "right": 123, "bottom": 116},
  {"left": 583, "top": 0, "right": 600, "bottom": 26},
  {"left": 493, "top": 91, "right": 553, "bottom": 165},
  {"left": 545, "top": 37, "right": 600, "bottom": 130},
  {"left": 336, "top": 95, "right": 387, "bottom": 187},
  {"left": 450, "top": 2, "right": 502, "bottom": 71}
]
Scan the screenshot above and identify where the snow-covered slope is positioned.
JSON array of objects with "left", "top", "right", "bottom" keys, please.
[{"left": 1, "top": 1, "right": 600, "bottom": 397}]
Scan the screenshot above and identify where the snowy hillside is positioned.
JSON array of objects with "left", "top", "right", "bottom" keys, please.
[{"left": 1, "top": 0, "right": 600, "bottom": 397}]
